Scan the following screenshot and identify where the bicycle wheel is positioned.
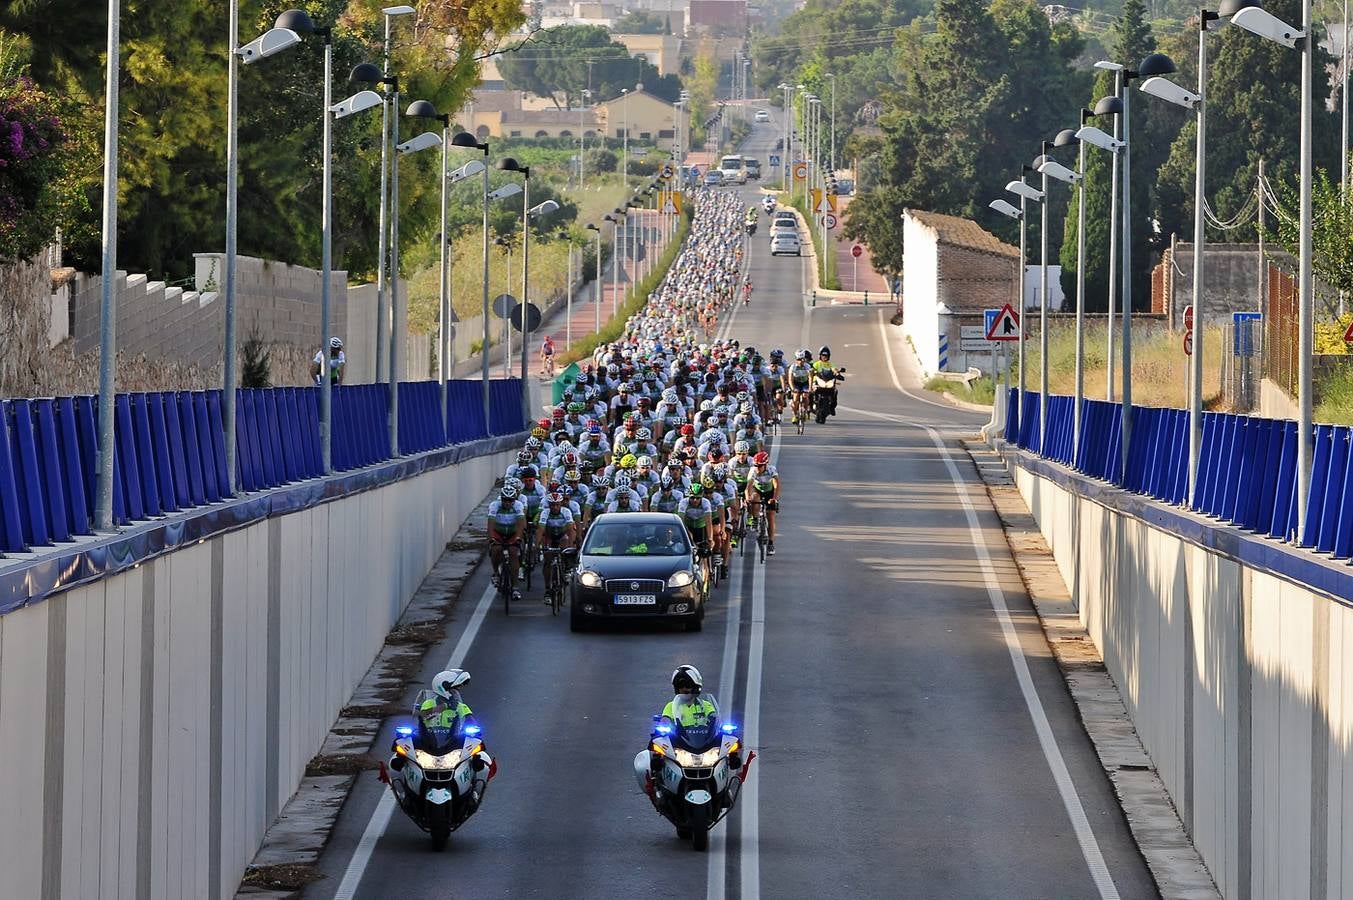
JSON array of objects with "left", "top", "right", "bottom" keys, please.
[
  {"left": 551, "top": 558, "right": 563, "bottom": 615},
  {"left": 500, "top": 557, "right": 511, "bottom": 615},
  {"left": 757, "top": 513, "right": 767, "bottom": 563}
]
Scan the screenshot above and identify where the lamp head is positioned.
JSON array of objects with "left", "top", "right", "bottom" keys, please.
[
  {"left": 238, "top": 27, "right": 302, "bottom": 63},
  {"left": 350, "top": 63, "right": 383, "bottom": 84},
  {"left": 382, "top": 5, "right": 416, "bottom": 14},
  {"left": 406, "top": 99, "right": 441, "bottom": 119},
  {"left": 1224, "top": 1, "right": 1303, "bottom": 46},
  {"left": 1137, "top": 52, "right": 1177, "bottom": 78},
  {"left": 451, "top": 131, "right": 486, "bottom": 150},
  {"left": 275, "top": 9, "right": 316, "bottom": 34},
  {"left": 988, "top": 198, "right": 1022, "bottom": 219},
  {"left": 1092, "top": 95, "right": 1124, "bottom": 117},
  {"left": 1093, "top": 60, "right": 1124, "bottom": 71},
  {"left": 497, "top": 157, "right": 528, "bottom": 176},
  {"left": 1053, "top": 128, "right": 1078, "bottom": 147}
]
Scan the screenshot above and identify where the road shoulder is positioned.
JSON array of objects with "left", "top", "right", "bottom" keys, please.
[{"left": 964, "top": 440, "right": 1220, "bottom": 900}]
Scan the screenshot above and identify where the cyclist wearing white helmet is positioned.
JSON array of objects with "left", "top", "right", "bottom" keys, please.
[
  {"left": 311, "top": 336, "right": 346, "bottom": 386},
  {"left": 487, "top": 483, "right": 527, "bottom": 601}
]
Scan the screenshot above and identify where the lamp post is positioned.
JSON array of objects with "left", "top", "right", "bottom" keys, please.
[
  {"left": 1138, "top": 38, "right": 1212, "bottom": 502},
  {"left": 495, "top": 236, "right": 513, "bottom": 377},
  {"left": 1006, "top": 174, "right": 1045, "bottom": 434},
  {"left": 448, "top": 132, "right": 493, "bottom": 423},
  {"left": 497, "top": 158, "right": 546, "bottom": 425},
  {"left": 1039, "top": 137, "right": 1084, "bottom": 454},
  {"left": 989, "top": 197, "right": 1023, "bottom": 397},
  {"left": 826, "top": 72, "right": 837, "bottom": 175},
  {"left": 94, "top": 0, "right": 121, "bottom": 529},
  {"left": 1093, "top": 63, "right": 1126, "bottom": 403},
  {"left": 404, "top": 100, "right": 454, "bottom": 436},
  {"left": 586, "top": 222, "right": 603, "bottom": 332},
  {"left": 1029, "top": 142, "right": 1056, "bottom": 456},
  {"left": 374, "top": 6, "right": 415, "bottom": 384},
  {"left": 778, "top": 82, "right": 791, "bottom": 190},
  {"left": 1216, "top": 0, "right": 1313, "bottom": 534},
  {"left": 610, "top": 208, "right": 625, "bottom": 313},
  {"left": 1051, "top": 123, "right": 1088, "bottom": 452},
  {"left": 276, "top": 9, "right": 381, "bottom": 473},
  {"left": 224, "top": 12, "right": 307, "bottom": 497}
]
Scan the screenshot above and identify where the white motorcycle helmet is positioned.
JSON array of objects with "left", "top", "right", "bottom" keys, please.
[
  {"left": 433, "top": 669, "right": 470, "bottom": 703},
  {"left": 672, "top": 664, "right": 703, "bottom": 695}
]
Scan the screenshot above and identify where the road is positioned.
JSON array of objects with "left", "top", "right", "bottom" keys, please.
[{"left": 306, "top": 117, "right": 1157, "bottom": 899}]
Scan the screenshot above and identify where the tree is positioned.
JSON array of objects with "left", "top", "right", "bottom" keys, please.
[
  {"left": 497, "top": 25, "right": 676, "bottom": 109},
  {"left": 1058, "top": 0, "right": 1187, "bottom": 311},
  {"left": 845, "top": 0, "right": 1085, "bottom": 274},
  {"left": 613, "top": 11, "right": 667, "bottom": 34}
]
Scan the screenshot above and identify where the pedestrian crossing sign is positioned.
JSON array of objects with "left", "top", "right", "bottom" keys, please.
[{"left": 659, "top": 191, "right": 683, "bottom": 215}]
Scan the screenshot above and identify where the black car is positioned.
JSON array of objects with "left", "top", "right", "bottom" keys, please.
[{"left": 570, "top": 512, "right": 707, "bottom": 632}]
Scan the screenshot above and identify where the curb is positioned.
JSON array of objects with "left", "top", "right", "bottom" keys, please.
[
  {"left": 236, "top": 491, "right": 500, "bottom": 898},
  {"left": 963, "top": 439, "right": 1220, "bottom": 900}
]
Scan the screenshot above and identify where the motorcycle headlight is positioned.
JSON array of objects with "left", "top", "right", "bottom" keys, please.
[
  {"left": 415, "top": 748, "right": 462, "bottom": 769},
  {"left": 674, "top": 747, "right": 723, "bottom": 767},
  {"left": 667, "top": 570, "right": 694, "bottom": 588},
  {"left": 578, "top": 570, "right": 603, "bottom": 588}
]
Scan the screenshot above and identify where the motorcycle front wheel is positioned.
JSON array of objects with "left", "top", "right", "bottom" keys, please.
[
  {"left": 429, "top": 802, "right": 452, "bottom": 852},
  {"left": 692, "top": 821, "right": 709, "bottom": 852}
]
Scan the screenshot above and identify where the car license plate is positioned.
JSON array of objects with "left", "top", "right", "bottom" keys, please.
[{"left": 614, "top": 593, "right": 657, "bottom": 605}]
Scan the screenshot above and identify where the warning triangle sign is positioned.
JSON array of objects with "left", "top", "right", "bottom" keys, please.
[
  {"left": 986, "top": 303, "right": 1020, "bottom": 341},
  {"left": 660, "top": 192, "right": 682, "bottom": 215}
]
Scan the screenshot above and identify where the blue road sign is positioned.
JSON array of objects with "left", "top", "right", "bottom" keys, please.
[
  {"left": 769, "top": 154, "right": 781, "bottom": 166},
  {"left": 1233, "top": 311, "right": 1262, "bottom": 358},
  {"left": 985, "top": 308, "right": 1000, "bottom": 335}
]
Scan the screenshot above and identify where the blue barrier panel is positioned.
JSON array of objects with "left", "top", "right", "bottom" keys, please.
[
  {"left": 256, "top": 389, "right": 281, "bottom": 488},
  {"left": 264, "top": 390, "right": 286, "bottom": 485},
  {"left": 144, "top": 394, "right": 178, "bottom": 516},
  {"left": 112, "top": 395, "right": 145, "bottom": 523},
  {"left": 490, "top": 379, "right": 525, "bottom": 436},
  {"left": 178, "top": 392, "right": 207, "bottom": 507},
  {"left": 56, "top": 397, "right": 92, "bottom": 533},
  {"left": 206, "top": 391, "right": 230, "bottom": 495},
  {"left": 1143, "top": 409, "right": 1166, "bottom": 499},
  {"left": 1006, "top": 388, "right": 1020, "bottom": 444},
  {"left": 1194, "top": 412, "right": 1218, "bottom": 511},
  {"left": 192, "top": 393, "right": 220, "bottom": 503},
  {"left": 448, "top": 381, "right": 488, "bottom": 443},
  {"left": 1237, "top": 419, "right": 1273, "bottom": 530},
  {"left": 301, "top": 389, "right": 321, "bottom": 475},
  {"left": 1304, "top": 423, "right": 1335, "bottom": 547},
  {"left": 1107, "top": 407, "right": 1123, "bottom": 485},
  {"left": 238, "top": 390, "right": 261, "bottom": 492},
  {"left": 1168, "top": 410, "right": 1190, "bottom": 505},
  {"left": 1335, "top": 427, "right": 1353, "bottom": 557},
  {"left": 368, "top": 385, "right": 390, "bottom": 464},
  {"left": 1270, "top": 422, "right": 1299, "bottom": 541},
  {"left": 10, "top": 400, "right": 52, "bottom": 546},
  {"left": 293, "top": 388, "right": 317, "bottom": 478},
  {"left": 1227, "top": 418, "right": 1256, "bottom": 526},
  {"left": 0, "top": 403, "right": 25, "bottom": 552},
  {"left": 74, "top": 397, "right": 99, "bottom": 509},
  {"left": 1318, "top": 426, "right": 1350, "bottom": 553},
  {"left": 1215, "top": 415, "right": 1239, "bottom": 519},
  {"left": 129, "top": 395, "right": 162, "bottom": 520},
  {"left": 275, "top": 389, "right": 300, "bottom": 483},
  {"left": 1256, "top": 419, "right": 1285, "bottom": 536},
  {"left": 160, "top": 393, "right": 192, "bottom": 508},
  {"left": 33, "top": 400, "right": 72, "bottom": 543}
]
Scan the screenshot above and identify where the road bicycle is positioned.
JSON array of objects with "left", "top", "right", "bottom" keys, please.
[
  {"left": 542, "top": 546, "right": 565, "bottom": 615},
  {"left": 490, "top": 538, "right": 517, "bottom": 615},
  {"left": 519, "top": 528, "right": 537, "bottom": 593}
]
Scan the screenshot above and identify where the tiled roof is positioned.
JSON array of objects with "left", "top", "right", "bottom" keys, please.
[{"left": 906, "top": 209, "right": 1018, "bottom": 259}]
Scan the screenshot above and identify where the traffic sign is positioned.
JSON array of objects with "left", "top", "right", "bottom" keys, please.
[
  {"left": 510, "top": 301, "right": 542, "bottom": 333},
  {"left": 769, "top": 154, "right": 781, "bottom": 166},
  {"left": 822, "top": 213, "right": 838, "bottom": 229},
  {"left": 985, "top": 304, "right": 1020, "bottom": 341},
  {"left": 492, "top": 293, "right": 516, "bottom": 318},
  {"left": 1234, "top": 311, "right": 1261, "bottom": 357},
  {"left": 1344, "top": 318, "right": 1353, "bottom": 344},
  {"left": 851, "top": 244, "right": 863, "bottom": 259},
  {"left": 810, "top": 188, "right": 836, "bottom": 214},
  {"left": 1183, "top": 304, "right": 1194, "bottom": 332},
  {"left": 960, "top": 325, "right": 989, "bottom": 352},
  {"left": 659, "top": 191, "right": 683, "bottom": 215},
  {"left": 793, "top": 163, "right": 808, "bottom": 181},
  {"left": 659, "top": 162, "right": 674, "bottom": 180},
  {"left": 1184, "top": 332, "right": 1193, "bottom": 356}
]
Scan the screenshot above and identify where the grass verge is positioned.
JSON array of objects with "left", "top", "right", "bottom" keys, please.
[
  {"left": 787, "top": 193, "right": 840, "bottom": 290},
  {"left": 926, "top": 376, "right": 996, "bottom": 407}
]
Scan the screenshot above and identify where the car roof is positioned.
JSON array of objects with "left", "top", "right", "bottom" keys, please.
[{"left": 589, "top": 511, "right": 685, "bottom": 527}]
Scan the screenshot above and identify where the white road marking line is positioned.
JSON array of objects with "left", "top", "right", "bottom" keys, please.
[
  {"left": 707, "top": 550, "right": 746, "bottom": 900},
  {"left": 869, "top": 330, "right": 1121, "bottom": 899},
  {"left": 739, "top": 428, "right": 780, "bottom": 900},
  {"left": 874, "top": 308, "right": 975, "bottom": 415},
  {"left": 332, "top": 580, "right": 498, "bottom": 900}
]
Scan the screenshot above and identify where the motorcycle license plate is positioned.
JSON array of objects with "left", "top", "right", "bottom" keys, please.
[{"left": 614, "top": 593, "right": 657, "bottom": 605}]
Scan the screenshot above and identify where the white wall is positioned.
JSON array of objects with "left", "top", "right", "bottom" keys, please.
[
  {"left": 1013, "top": 458, "right": 1353, "bottom": 898},
  {"left": 0, "top": 443, "right": 513, "bottom": 900},
  {"left": 902, "top": 215, "right": 941, "bottom": 373}
]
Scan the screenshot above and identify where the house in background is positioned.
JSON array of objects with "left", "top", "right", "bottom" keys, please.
[
  {"left": 901, "top": 209, "right": 1020, "bottom": 376},
  {"left": 594, "top": 89, "right": 688, "bottom": 151},
  {"left": 612, "top": 33, "right": 684, "bottom": 76}
]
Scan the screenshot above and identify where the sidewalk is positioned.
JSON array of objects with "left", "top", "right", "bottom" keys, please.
[
  {"left": 834, "top": 195, "right": 891, "bottom": 295},
  {"left": 452, "top": 208, "right": 670, "bottom": 380}
]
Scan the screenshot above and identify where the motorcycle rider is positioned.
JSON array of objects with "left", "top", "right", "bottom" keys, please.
[
  {"left": 811, "top": 346, "right": 844, "bottom": 417},
  {"left": 417, "top": 669, "right": 478, "bottom": 732},
  {"left": 658, "top": 664, "right": 717, "bottom": 731}
]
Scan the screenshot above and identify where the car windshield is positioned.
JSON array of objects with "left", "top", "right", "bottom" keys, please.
[
  {"left": 583, "top": 521, "right": 689, "bottom": 556},
  {"left": 669, "top": 693, "right": 722, "bottom": 750}
]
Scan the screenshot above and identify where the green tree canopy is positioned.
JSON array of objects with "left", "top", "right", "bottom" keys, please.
[
  {"left": 613, "top": 11, "right": 668, "bottom": 34},
  {"left": 497, "top": 25, "right": 680, "bottom": 108}
]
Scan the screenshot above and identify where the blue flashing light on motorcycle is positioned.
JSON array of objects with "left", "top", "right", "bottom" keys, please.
[
  {"left": 464, "top": 724, "right": 482, "bottom": 736},
  {"left": 654, "top": 723, "right": 674, "bottom": 736},
  {"left": 720, "top": 722, "right": 738, "bottom": 734},
  {"left": 395, "top": 726, "right": 414, "bottom": 737}
]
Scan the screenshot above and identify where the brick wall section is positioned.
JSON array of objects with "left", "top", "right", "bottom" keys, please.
[{"left": 936, "top": 243, "right": 1019, "bottom": 312}]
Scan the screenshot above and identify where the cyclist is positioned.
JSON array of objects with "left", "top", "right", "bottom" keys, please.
[
  {"left": 540, "top": 334, "right": 556, "bottom": 377},
  {"left": 536, "top": 492, "right": 577, "bottom": 604},
  {"left": 787, "top": 349, "right": 814, "bottom": 424},
  {"left": 311, "top": 336, "right": 346, "bottom": 386},
  {"left": 487, "top": 483, "right": 527, "bottom": 601},
  {"left": 648, "top": 474, "right": 685, "bottom": 513},
  {"left": 744, "top": 451, "right": 780, "bottom": 556},
  {"left": 677, "top": 482, "right": 715, "bottom": 580}
]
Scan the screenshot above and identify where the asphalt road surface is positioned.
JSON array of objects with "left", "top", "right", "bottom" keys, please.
[{"left": 306, "top": 115, "right": 1158, "bottom": 900}]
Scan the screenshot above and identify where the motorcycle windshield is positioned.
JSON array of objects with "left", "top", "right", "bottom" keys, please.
[
  {"left": 412, "top": 689, "right": 465, "bottom": 754},
  {"left": 670, "top": 694, "right": 721, "bottom": 751}
]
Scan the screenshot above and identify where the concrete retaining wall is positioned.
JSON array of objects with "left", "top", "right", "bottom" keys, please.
[
  {"left": 1011, "top": 454, "right": 1353, "bottom": 898},
  {"left": 0, "top": 442, "right": 513, "bottom": 900}
]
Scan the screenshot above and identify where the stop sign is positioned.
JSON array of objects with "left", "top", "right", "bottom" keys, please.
[
  {"left": 1183, "top": 304, "right": 1194, "bottom": 332},
  {"left": 851, "top": 244, "right": 863, "bottom": 258}
]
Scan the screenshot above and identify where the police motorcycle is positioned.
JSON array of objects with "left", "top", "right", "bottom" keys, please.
[
  {"left": 632, "top": 694, "right": 755, "bottom": 852},
  {"left": 762, "top": 195, "right": 776, "bottom": 216},
  {"left": 812, "top": 365, "right": 846, "bottom": 424},
  {"left": 744, "top": 212, "right": 757, "bottom": 235},
  {"left": 381, "top": 670, "right": 495, "bottom": 851}
]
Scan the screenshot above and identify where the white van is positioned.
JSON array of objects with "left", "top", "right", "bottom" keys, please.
[{"left": 719, "top": 155, "right": 748, "bottom": 185}]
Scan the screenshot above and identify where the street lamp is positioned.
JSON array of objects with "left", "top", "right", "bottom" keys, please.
[
  {"left": 1094, "top": 61, "right": 1126, "bottom": 404},
  {"left": 1052, "top": 123, "right": 1089, "bottom": 453},
  {"left": 1006, "top": 173, "right": 1044, "bottom": 431},
  {"left": 604, "top": 213, "right": 621, "bottom": 316},
  {"left": 777, "top": 82, "right": 792, "bottom": 190},
  {"left": 989, "top": 197, "right": 1023, "bottom": 399},
  {"left": 1218, "top": 0, "right": 1314, "bottom": 539},
  {"left": 586, "top": 223, "right": 603, "bottom": 333},
  {"left": 373, "top": 6, "right": 416, "bottom": 385},
  {"left": 1030, "top": 142, "right": 1062, "bottom": 455},
  {"left": 497, "top": 157, "right": 539, "bottom": 424},
  {"left": 274, "top": 8, "right": 381, "bottom": 474},
  {"left": 1137, "top": 38, "right": 1211, "bottom": 504},
  {"left": 222, "top": 12, "right": 306, "bottom": 497},
  {"left": 448, "top": 130, "right": 493, "bottom": 422},
  {"left": 404, "top": 98, "right": 455, "bottom": 439}
]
